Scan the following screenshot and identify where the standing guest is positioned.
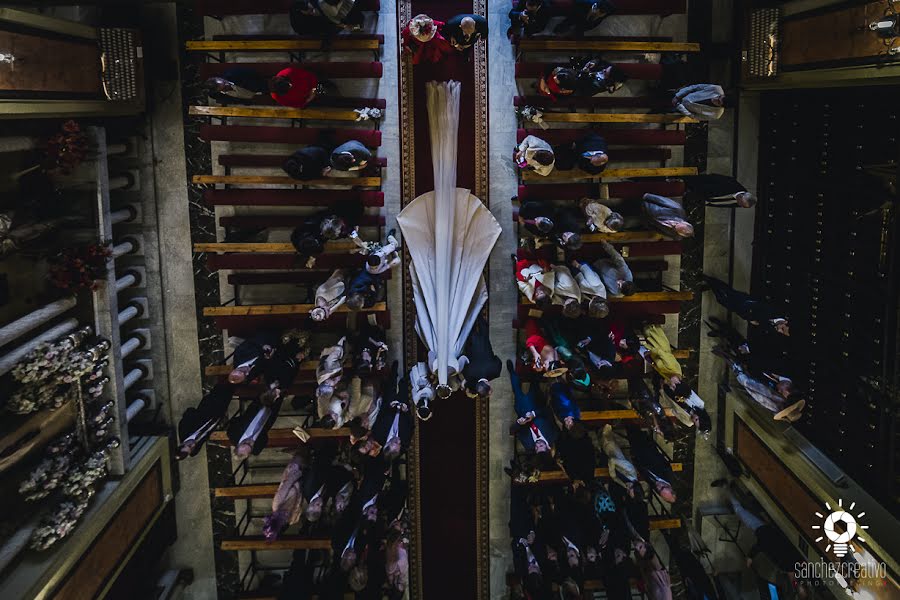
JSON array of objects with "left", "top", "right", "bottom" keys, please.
[
  {"left": 673, "top": 83, "right": 727, "bottom": 121},
  {"left": 600, "top": 424, "right": 641, "bottom": 498},
  {"left": 227, "top": 392, "right": 284, "bottom": 459},
  {"left": 523, "top": 319, "right": 565, "bottom": 376},
  {"left": 443, "top": 14, "right": 488, "bottom": 52},
  {"left": 176, "top": 383, "right": 235, "bottom": 460},
  {"left": 701, "top": 275, "right": 790, "bottom": 336},
  {"left": 642, "top": 193, "right": 694, "bottom": 239},
  {"left": 263, "top": 449, "right": 309, "bottom": 540},
  {"left": 345, "top": 268, "right": 382, "bottom": 311},
  {"left": 549, "top": 264, "right": 583, "bottom": 318},
  {"left": 509, "top": 0, "right": 552, "bottom": 37},
  {"left": 593, "top": 240, "right": 634, "bottom": 297},
  {"left": 410, "top": 362, "right": 435, "bottom": 421},
  {"left": 731, "top": 363, "right": 806, "bottom": 422},
  {"left": 270, "top": 65, "right": 320, "bottom": 108},
  {"left": 571, "top": 259, "right": 609, "bottom": 318},
  {"left": 283, "top": 145, "right": 331, "bottom": 180},
  {"left": 228, "top": 330, "right": 279, "bottom": 384},
  {"left": 581, "top": 197, "right": 624, "bottom": 233},
  {"left": 682, "top": 173, "right": 757, "bottom": 208},
  {"left": 349, "top": 227, "right": 402, "bottom": 276},
  {"left": 330, "top": 140, "right": 372, "bottom": 172},
  {"left": 460, "top": 315, "right": 503, "bottom": 399},
  {"left": 516, "top": 256, "right": 555, "bottom": 307},
  {"left": 290, "top": 0, "right": 364, "bottom": 36},
  {"left": 310, "top": 269, "right": 349, "bottom": 321},
  {"left": 626, "top": 425, "right": 677, "bottom": 502},
  {"left": 401, "top": 14, "right": 451, "bottom": 64},
  {"left": 555, "top": 133, "right": 610, "bottom": 175},
  {"left": 204, "top": 67, "right": 268, "bottom": 104},
  {"left": 508, "top": 360, "right": 559, "bottom": 454},
  {"left": 515, "top": 135, "right": 556, "bottom": 176},
  {"left": 554, "top": 0, "right": 617, "bottom": 35}
]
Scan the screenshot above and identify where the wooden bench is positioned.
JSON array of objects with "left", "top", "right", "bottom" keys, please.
[
  {"left": 515, "top": 95, "right": 671, "bottom": 110},
  {"left": 518, "top": 147, "right": 671, "bottom": 163},
  {"left": 516, "top": 243, "right": 681, "bottom": 261},
  {"left": 209, "top": 428, "right": 350, "bottom": 447},
  {"left": 226, "top": 270, "right": 390, "bottom": 286},
  {"left": 522, "top": 166, "right": 698, "bottom": 182},
  {"left": 200, "top": 62, "right": 383, "bottom": 80},
  {"left": 205, "top": 362, "right": 319, "bottom": 378},
  {"left": 218, "top": 155, "right": 386, "bottom": 171},
  {"left": 517, "top": 38, "right": 699, "bottom": 53},
  {"left": 186, "top": 34, "right": 384, "bottom": 53},
  {"left": 517, "top": 127, "right": 684, "bottom": 147},
  {"left": 508, "top": 0, "right": 686, "bottom": 16},
  {"left": 516, "top": 62, "right": 662, "bottom": 81},
  {"left": 195, "top": 241, "right": 359, "bottom": 254},
  {"left": 218, "top": 215, "right": 385, "bottom": 229},
  {"left": 203, "top": 302, "right": 387, "bottom": 318},
  {"left": 515, "top": 181, "right": 686, "bottom": 202},
  {"left": 189, "top": 105, "right": 379, "bottom": 122},
  {"left": 220, "top": 536, "right": 332, "bottom": 551},
  {"left": 196, "top": 0, "right": 378, "bottom": 15},
  {"left": 204, "top": 189, "right": 384, "bottom": 207},
  {"left": 200, "top": 125, "right": 382, "bottom": 146},
  {"left": 516, "top": 292, "right": 690, "bottom": 319},
  {"left": 533, "top": 112, "right": 697, "bottom": 124},
  {"left": 520, "top": 290, "right": 692, "bottom": 306},
  {"left": 191, "top": 175, "right": 381, "bottom": 187},
  {"left": 514, "top": 464, "right": 683, "bottom": 485},
  {"left": 205, "top": 252, "right": 365, "bottom": 271}
]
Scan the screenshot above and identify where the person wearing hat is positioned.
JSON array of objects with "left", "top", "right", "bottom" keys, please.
[
  {"left": 401, "top": 14, "right": 451, "bottom": 64},
  {"left": 515, "top": 135, "right": 555, "bottom": 176},
  {"left": 309, "top": 269, "right": 349, "bottom": 322},
  {"left": 443, "top": 13, "right": 488, "bottom": 52},
  {"left": 270, "top": 65, "right": 319, "bottom": 108}
]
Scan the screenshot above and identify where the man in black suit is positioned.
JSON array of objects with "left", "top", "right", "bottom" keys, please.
[
  {"left": 290, "top": 202, "right": 364, "bottom": 261},
  {"left": 362, "top": 373, "right": 412, "bottom": 462},
  {"left": 461, "top": 315, "right": 503, "bottom": 399},
  {"left": 641, "top": 193, "right": 694, "bottom": 239},
  {"left": 227, "top": 395, "right": 284, "bottom": 459},
  {"left": 682, "top": 173, "right": 757, "bottom": 208},
  {"left": 176, "top": 383, "right": 235, "bottom": 460},
  {"left": 555, "top": 420, "right": 594, "bottom": 484},
  {"left": 554, "top": 0, "right": 616, "bottom": 35},
  {"left": 625, "top": 425, "right": 676, "bottom": 503},
  {"left": 701, "top": 276, "right": 790, "bottom": 336},
  {"left": 554, "top": 133, "right": 609, "bottom": 175},
  {"left": 228, "top": 330, "right": 279, "bottom": 384},
  {"left": 508, "top": 360, "right": 559, "bottom": 454},
  {"left": 443, "top": 14, "right": 488, "bottom": 51},
  {"left": 509, "top": 0, "right": 552, "bottom": 37}
]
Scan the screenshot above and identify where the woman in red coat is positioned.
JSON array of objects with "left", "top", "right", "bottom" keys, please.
[
  {"left": 270, "top": 65, "right": 319, "bottom": 108},
  {"left": 402, "top": 14, "right": 452, "bottom": 65}
]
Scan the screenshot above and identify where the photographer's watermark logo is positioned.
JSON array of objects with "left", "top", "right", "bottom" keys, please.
[{"left": 811, "top": 499, "right": 868, "bottom": 558}]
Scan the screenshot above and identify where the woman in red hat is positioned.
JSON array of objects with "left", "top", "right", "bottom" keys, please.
[{"left": 402, "top": 14, "right": 452, "bottom": 65}]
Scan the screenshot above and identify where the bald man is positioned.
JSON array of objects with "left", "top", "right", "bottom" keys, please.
[{"left": 443, "top": 13, "right": 488, "bottom": 51}]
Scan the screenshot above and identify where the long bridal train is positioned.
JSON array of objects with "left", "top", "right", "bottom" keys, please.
[{"left": 397, "top": 80, "right": 501, "bottom": 400}]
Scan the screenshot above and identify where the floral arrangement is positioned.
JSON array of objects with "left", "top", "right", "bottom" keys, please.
[
  {"left": 30, "top": 499, "right": 89, "bottom": 551},
  {"left": 47, "top": 242, "right": 112, "bottom": 292},
  {"left": 43, "top": 120, "right": 89, "bottom": 176},
  {"left": 517, "top": 105, "right": 548, "bottom": 130}
]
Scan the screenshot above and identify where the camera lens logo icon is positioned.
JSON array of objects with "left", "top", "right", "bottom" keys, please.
[{"left": 812, "top": 499, "right": 868, "bottom": 558}]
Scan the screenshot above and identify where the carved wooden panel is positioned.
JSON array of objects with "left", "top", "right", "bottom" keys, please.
[{"left": 0, "top": 30, "right": 101, "bottom": 95}]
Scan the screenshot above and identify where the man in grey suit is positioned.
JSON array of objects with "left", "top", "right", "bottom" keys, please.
[{"left": 673, "top": 84, "right": 727, "bottom": 120}]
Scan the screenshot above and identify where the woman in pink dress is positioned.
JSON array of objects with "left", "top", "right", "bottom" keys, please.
[{"left": 401, "top": 14, "right": 452, "bottom": 65}]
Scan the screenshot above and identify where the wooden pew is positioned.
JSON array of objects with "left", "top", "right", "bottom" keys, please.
[
  {"left": 189, "top": 105, "right": 378, "bottom": 122},
  {"left": 203, "top": 302, "right": 387, "bottom": 318},
  {"left": 508, "top": 0, "right": 686, "bottom": 16},
  {"left": 218, "top": 155, "right": 386, "bottom": 171},
  {"left": 210, "top": 313, "right": 389, "bottom": 336},
  {"left": 195, "top": 0, "right": 378, "bottom": 15},
  {"left": 581, "top": 409, "right": 676, "bottom": 424},
  {"left": 186, "top": 34, "right": 384, "bottom": 52},
  {"left": 517, "top": 292, "right": 691, "bottom": 319},
  {"left": 515, "top": 181, "right": 686, "bottom": 202},
  {"left": 226, "top": 270, "right": 391, "bottom": 286},
  {"left": 194, "top": 241, "right": 358, "bottom": 253},
  {"left": 535, "top": 112, "right": 697, "bottom": 124},
  {"left": 191, "top": 174, "right": 381, "bottom": 187},
  {"left": 517, "top": 38, "right": 700, "bottom": 53},
  {"left": 516, "top": 147, "right": 671, "bottom": 163},
  {"left": 516, "top": 243, "right": 682, "bottom": 260},
  {"left": 218, "top": 214, "right": 385, "bottom": 229},
  {"left": 515, "top": 95, "right": 671, "bottom": 110},
  {"left": 220, "top": 536, "right": 332, "bottom": 551},
  {"left": 522, "top": 166, "right": 698, "bottom": 182},
  {"left": 209, "top": 428, "right": 350, "bottom": 447},
  {"left": 204, "top": 189, "right": 384, "bottom": 207},
  {"left": 205, "top": 362, "right": 318, "bottom": 378},
  {"left": 517, "top": 127, "right": 685, "bottom": 147},
  {"left": 205, "top": 252, "right": 365, "bottom": 271},
  {"left": 520, "top": 290, "right": 693, "bottom": 306},
  {"left": 516, "top": 62, "right": 662, "bottom": 80},
  {"left": 199, "top": 62, "right": 383, "bottom": 80},
  {"left": 200, "top": 125, "right": 382, "bottom": 146},
  {"left": 514, "top": 464, "right": 683, "bottom": 485}
]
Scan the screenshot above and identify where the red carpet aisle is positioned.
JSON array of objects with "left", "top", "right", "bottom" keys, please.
[{"left": 397, "top": 2, "right": 489, "bottom": 599}]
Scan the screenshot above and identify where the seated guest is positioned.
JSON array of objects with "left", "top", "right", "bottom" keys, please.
[
  {"left": 346, "top": 375, "right": 378, "bottom": 430},
  {"left": 549, "top": 264, "right": 583, "bottom": 318},
  {"left": 228, "top": 330, "right": 279, "bottom": 383},
  {"left": 629, "top": 377, "right": 676, "bottom": 440},
  {"left": 330, "top": 140, "right": 372, "bottom": 172},
  {"left": 538, "top": 65, "right": 579, "bottom": 101},
  {"left": 270, "top": 65, "right": 320, "bottom": 108},
  {"left": 523, "top": 319, "right": 566, "bottom": 377},
  {"left": 643, "top": 324, "right": 685, "bottom": 391},
  {"left": 626, "top": 425, "right": 677, "bottom": 502},
  {"left": 593, "top": 240, "right": 634, "bottom": 297},
  {"left": 516, "top": 256, "right": 554, "bottom": 307},
  {"left": 227, "top": 391, "right": 284, "bottom": 458},
  {"left": 345, "top": 268, "right": 382, "bottom": 311},
  {"left": 556, "top": 416, "right": 594, "bottom": 484},
  {"left": 642, "top": 193, "right": 694, "bottom": 239},
  {"left": 517, "top": 200, "right": 556, "bottom": 237},
  {"left": 554, "top": 0, "right": 617, "bottom": 35},
  {"left": 508, "top": 360, "right": 559, "bottom": 454},
  {"left": 731, "top": 362, "right": 806, "bottom": 422},
  {"left": 350, "top": 324, "right": 388, "bottom": 373},
  {"left": 176, "top": 383, "right": 235, "bottom": 460},
  {"left": 402, "top": 14, "right": 451, "bottom": 64},
  {"left": 204, "top": 67, "right": 268, "bottom": 104},
  {"left": 318, "top": 378, "right": 350, "bottom": 429},
  {"left": 263, "top": 449, "right": 309, "bottom": 540},
  {"left": 460, "top": 315, "right": 503, "bottom": 399},
  {"left": 656, "top": 374, "right": 711, "bottom": 435},
  {"left": 289, "top": 0, "right": 364, "bottom": 36},
  {"left": 443, "top": 14, "right": 488, "bottom": 51},
  {"left": 682, "top": 173, "right": 757, "bottom": 208},
  {"left": 410, "top": 362, "right": 435, "bottom": 421},
  {"left": 571, "top": 259, "right": 609, "bottom": 318},
  {"left": 554, "top": 133, "right": 609, "bottom": 175},
  {"left": 573, "top": 56, "right": 628, "bottom": 95},
  {"left": 673, "top": 83, "right": 727, "bottom": 120},
  {"left": 360, "top": 374, "right": 412, "bottom": 461},
  {"left": 600, "top": 424, "right": 641, "bottom": 498},
  {"left": 310, "top": 269, "right": 349, "bottom": 321},
  {"left": 290, "top": 203, "right": 362, "bottom": 265},
  {"left": 633, "top": 537, "right": 674, "bottom": 600},
  {"left": 258, "top": 339, "right": 302, "bottom": 397},
  {"left": 546, "top": 205, "right": 584, "bottom": 250},
  {"left": 509, "top": 0, "right": 552, "bottom": 37},
  {"left": 283, "top": 145, "right": 331, "bottom": 181},
  {"left": 581, "top": 198, "right": 624, "bottom": 233},
  {"left": 701, "top": 275, "right": 790, "bottom": 336},
  {"left": 515, "top": 135, "right": 556, "bottom": 176},
  {"left": 350, "top": 227, "right": 401, "bottom": 276}
]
